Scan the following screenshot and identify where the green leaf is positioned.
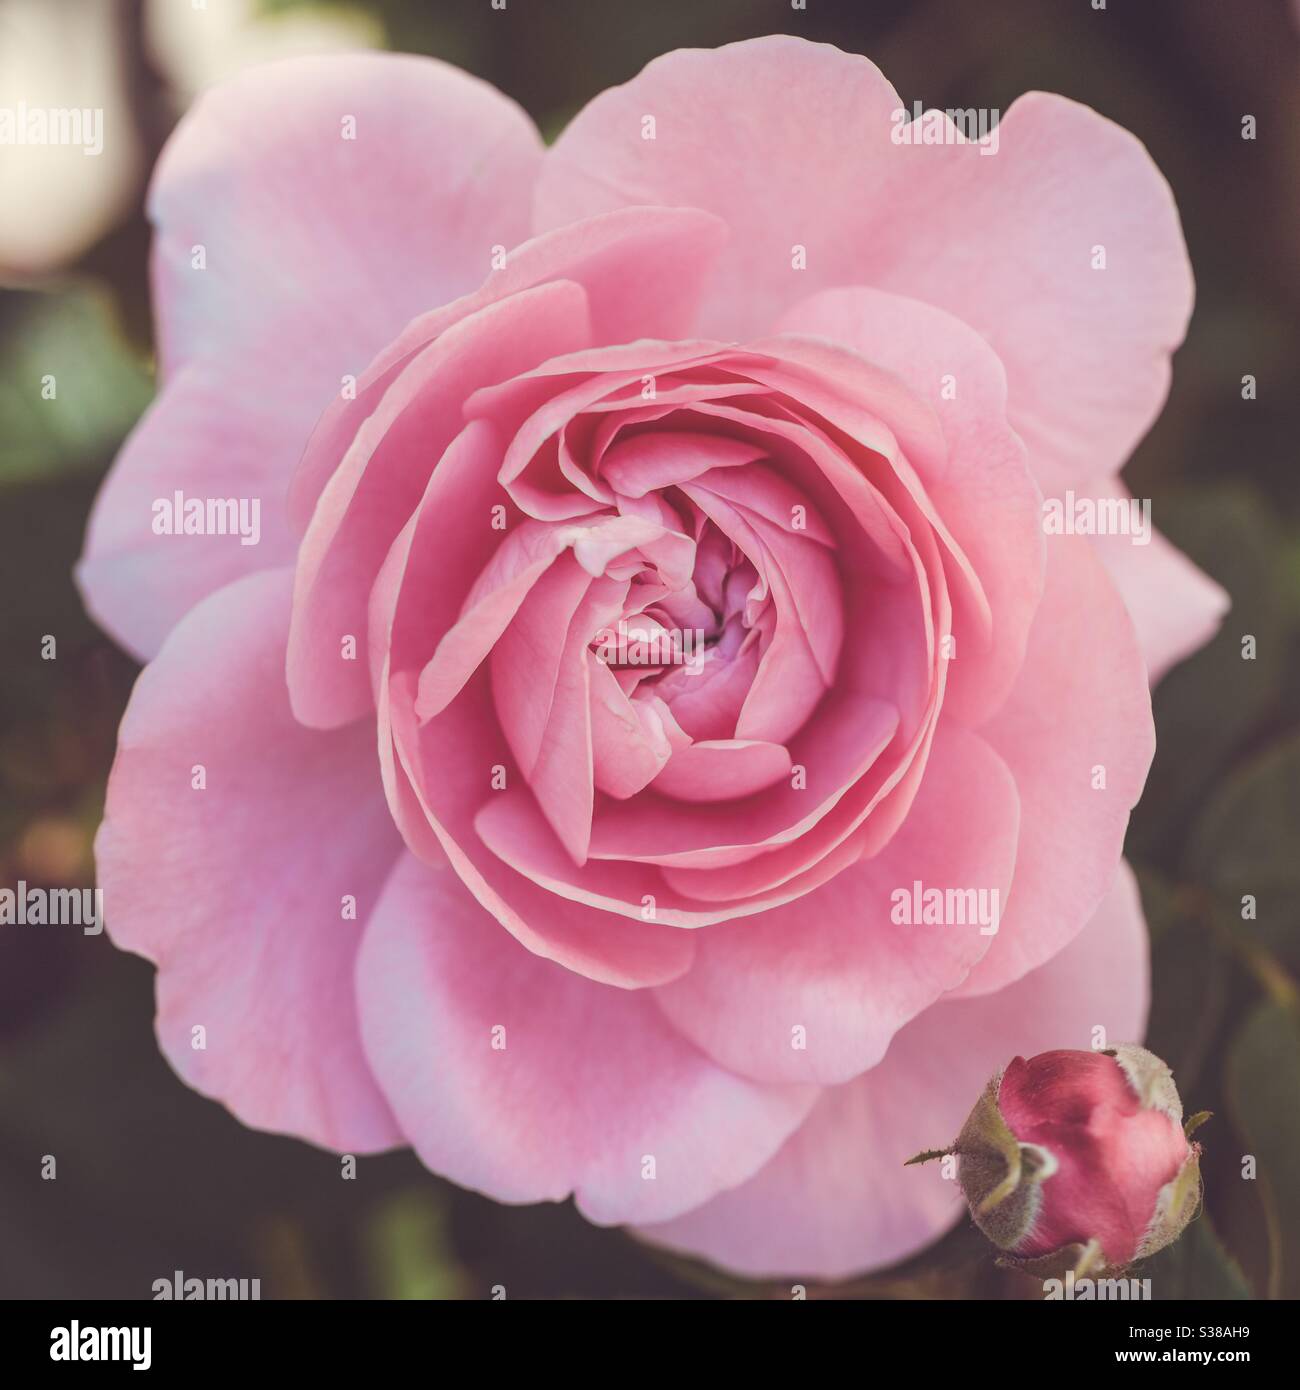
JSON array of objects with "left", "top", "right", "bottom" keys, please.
[
  {"left": 1130, "top": 486, "right": 1294, "bottom": 863},
  {"left": 1140, "top": 1212, "right": 1252, "bottom": 1299},
  {"left": 1190, "top": 733, "right": 1300, "bottom": 971},
  {"left": 1225, "top": 1002, "right": 1300, "bottom": 1298},
  {"left": 1146, "top": 922, "right": 1231, "bottom": 1090},
  {"left": 1134, "top": 867, "right": 1182, "bottom": 946},
  {"left": 1135, "top": 868, "right": 1230, "bottom": 1091}
]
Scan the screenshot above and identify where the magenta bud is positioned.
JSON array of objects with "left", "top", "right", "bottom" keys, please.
[{"left": 919, "top": 1045, "right": 1203, "bottom": 1278}]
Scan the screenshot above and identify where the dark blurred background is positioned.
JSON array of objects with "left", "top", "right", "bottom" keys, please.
[{"left": 1, "top": 0, "right": 1297, "bottom": 1300}]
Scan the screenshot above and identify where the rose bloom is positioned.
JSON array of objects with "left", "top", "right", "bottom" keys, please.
[{"left": 79, "top": 39, "right": 1226, "bottom": 1279}]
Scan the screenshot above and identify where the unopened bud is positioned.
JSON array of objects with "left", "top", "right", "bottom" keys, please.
[{"left": 908, "top": 1045, "right": 1203, "bottom": 1278}]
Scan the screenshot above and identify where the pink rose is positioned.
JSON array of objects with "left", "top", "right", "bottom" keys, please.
[
  {"left": 947, "top": 1046, "right": 1199, "bottom": 1275},
  {"left": 79, "top": 39, "right": 1226, "bottom": 1279}
]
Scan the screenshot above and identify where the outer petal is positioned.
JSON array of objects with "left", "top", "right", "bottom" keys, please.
[
  {"left": 873, "top": 91, "right": 1194, "bottom": 498},
  {"left": 96, "top": 568, "right": 402, "bottom": 1152},
  {"left": 956, "top": 536, "right": 1153, "bottom": 995},
  {"left": 79, "top": 52, "right": 542, "bottom": 659},
  {"left": 537, "top": 37, "right": 1193, "bottom": 492},
  {"left": 537, "top": 36, "right": 903, "bottom": 339},
  {"left": 636, "top": 863, "right": 1148, "bottom": 1280},
  {"left": 356, "top": 852, "right": 817, "bottom": 1225},
  {"left": 1086, "top": 480, "right": 1229, "bottom": 683}
]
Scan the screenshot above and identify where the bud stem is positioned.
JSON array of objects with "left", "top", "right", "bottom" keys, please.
[{"left": 903, "top": 1147, "right": 953, "bottom": 1166}]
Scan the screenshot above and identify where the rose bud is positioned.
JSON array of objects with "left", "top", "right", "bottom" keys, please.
[{"left": 912, "top": 1045, "right": 1203, "bottom": 1277}]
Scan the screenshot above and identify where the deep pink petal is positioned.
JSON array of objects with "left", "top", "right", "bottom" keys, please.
[
  {"left": 601, "top": 431, "right": 766, "bottom": 497},
  {"left": 536, "top": 36, "right": 902, "bottom": 338},
  {"left": 590, "top": 670, "right": 676, "bottom": 799},
  {"left": 652, "top": 739, "right": 794, "bottom": 802},
  {"left": 386, "top": 667, "right": 696, "bottom": 986},
  {"left": 491, "top": 566, "right": 626, "bottom": 864},
  {"left": 587, "top": 693, "right": 899, "bottom": 874}
]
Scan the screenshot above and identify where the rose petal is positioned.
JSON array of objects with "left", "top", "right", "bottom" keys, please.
[
  {"left": 955, "top": 535, "right": 1153, "bottom": 995},
  {"left": 96, "top": 568, "right": 401, "bottom": 1151},
  {"left": 386, "top": 667, "right": 696, "bottom": 987},
  {"left": 652, "top": 738, "right": 794, "bottom": 802},
  {"left": 289, "top": 280, "right": 593, "bottom": 728},
  {"left": 1085, "top": 480, "right": 1229, "bottom": 683},
  {"left": 538, "top": 37, "right": 1193, "bottom": 490},
  {"left": 652, "top": 726, "right": 1017, "bottom": 1084},
  {"left": 356, "top": 851, "right": 817, "bottom": 1224},
  {"left": 79, "top": 52, "right": 541, "bottom": 659},
  {"left": 774, "top": 287, "right": 1044, "bottom": 724}
]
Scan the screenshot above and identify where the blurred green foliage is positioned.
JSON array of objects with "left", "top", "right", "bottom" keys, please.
[
  {"left": 1, "top": 0, "right": 1297, "bottom": 1300},
  {"left": 1227, "top": 1004, "right": 1300, "bottom": 1300},
  {"left": 0, "top": 289, "right": 152, "bottom": 486}
]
